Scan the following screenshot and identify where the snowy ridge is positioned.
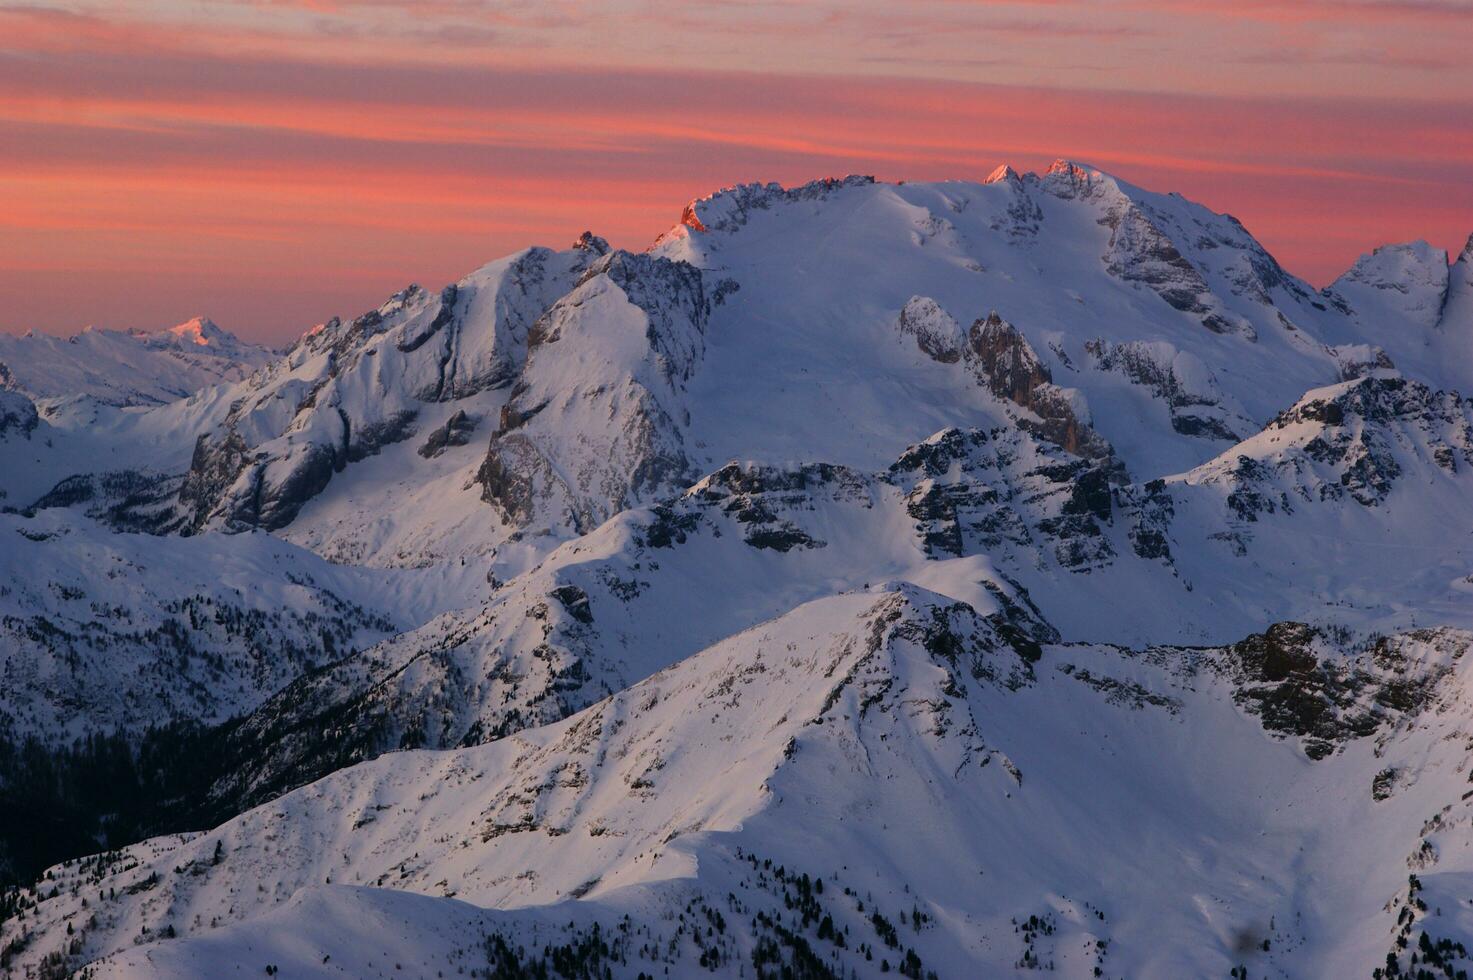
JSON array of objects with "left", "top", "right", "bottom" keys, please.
[
  {"left": 13, "top": 589, "right": 1473, "bottom": 978},
  {"left": 2, "top": 163, "right": 1473, "bottom": 978}
]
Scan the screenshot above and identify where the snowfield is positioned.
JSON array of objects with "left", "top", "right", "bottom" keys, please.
[{"left": 2, "top": 161, "right": 1472, "bottom": 978}]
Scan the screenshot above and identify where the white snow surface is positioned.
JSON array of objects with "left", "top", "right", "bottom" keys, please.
[
  {"left": 0, "top": 318, "right": 273, "bottom": 408},
  {"left": 3, "top": 164, "right": 1473, "bottom": 978}
]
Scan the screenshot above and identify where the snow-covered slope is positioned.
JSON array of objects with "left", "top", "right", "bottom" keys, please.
[
  {"left": 0, "top": 318, "right": 272, "bottom": 408},
  {"left": 13, "top": 588, "right": 1473, "bottom": 978},
  {"left": 12, "top": 161, "right": 1453, "bottom": 568},
  {"left": 3, "top": 163, "right": 1472, "bottom": 979}
]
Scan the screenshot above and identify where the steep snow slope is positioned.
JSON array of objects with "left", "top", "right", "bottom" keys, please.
[
  {"left": 0, "top": 318, "right": 272, "bottom": 407},
  {"left": 13, "top": 588, "right": 1473, "bottom": 978},
  {"left": 4, "top": 164, "right": 1473, "bottom": 979},
  {"left": 175, "top": 239, "right": 609, "bottom": 539}
]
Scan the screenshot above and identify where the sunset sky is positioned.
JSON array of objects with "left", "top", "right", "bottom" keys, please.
[{"left": 5, "top": 0, "right": 1472, "bottom": 343}]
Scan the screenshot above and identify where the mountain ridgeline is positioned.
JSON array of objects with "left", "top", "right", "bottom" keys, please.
[{"left": 2, "top": 161, "right": 1473, "bottom": 978}]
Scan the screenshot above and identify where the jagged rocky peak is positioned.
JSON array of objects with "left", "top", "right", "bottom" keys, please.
[
  {"left": 570, "top": 230, "right": 610, "bottom": 255},
  {"left": 1436, "top": 231, "right": 1473, "bottom": 333},
  {"left": 140, "top": 315, "right": 241, "bottom": 351},
  {"left": 983, "top": 163, "right": 1022, "bottom": 186},
  {"left": 173, "top": 242, "right": 604, "bottom": 535},
  {"left": 968, "top": 310, "right": 1051, "bottom": 405},
  {"left": 1035, "top": 158, "right": 1120, "bottom": 201}
]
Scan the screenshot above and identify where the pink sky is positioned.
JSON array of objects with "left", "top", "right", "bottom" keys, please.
[{"left": 3, "top": 1, "right": 1471, "bottom": 343}]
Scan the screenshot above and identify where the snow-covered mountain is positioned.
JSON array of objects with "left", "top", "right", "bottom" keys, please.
[
  {"left": 2, "top": 162, "right": 1472, "bottom": 979},
  {"left": 0, "top": 317, "right": 274, "bottom": 408}
]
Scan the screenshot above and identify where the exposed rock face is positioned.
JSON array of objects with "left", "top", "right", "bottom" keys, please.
[
  {"left": 477, "top": 250, "right": 708, "bottom": 533},
  {"left": 966, "top": 312, "right": 1112, "bottom": 459},
  {"left": 1123, "top": 478, "right": 1174, "bottom": 562},
  {"left": 1038, "top": 160, "right": 1255, "bottom": 338},
  {"left": 967, "top": 311, "right": 1051, "bottom": 405},
  {"left": 1327, "top": 343, "right": 1396, "bottom": 381},
  {"left": 684, "top": 461, "right": 871, "bottom": 553},
  {"left": 182, "top": 408, "right": 417, "bottom": 532},
  {"left": 1086, "top": 339, "right": 1251, "bottom": 441},
  {"left": 417, "top": 410, "right": 478, "bottom": 459},
  {"left": 1175, "top": 375, "right": 1473, "bottom": 522},
  {"left": 178, "top": 429, "right": 256, "bottom": 528},
  {"left": 896, "top": 296, "right": 964, "bottom": 363},
  {"left": 1213, "top": 622, "right": 1467, "bottom": 760},
  {"left": 886, "top": 427, "right": 1117, "bottom": 571},
  {"left": 1265, "top": 376, "right": 1473, "bottom": 506},
  {"left": 667, "top": 175, "right": 877, "bottom": 240},
  {"left": 1101, "top": 202, "right": 1247, "bottom": 337}
]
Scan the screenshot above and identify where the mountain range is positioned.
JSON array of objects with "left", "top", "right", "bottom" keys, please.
[{"left": 2, "top": 160, "right": 1472, "bottom": 979}]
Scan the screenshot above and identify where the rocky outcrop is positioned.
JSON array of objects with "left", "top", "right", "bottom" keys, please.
[
  {"left": 683, "top": 461, "right": 871, "bottom": 553},
  {"left": 1213, "top": 623, "right": 1466, "bottom": 760},
  {"left": 668, "top": 175, "right": 877, "bottom": 240},
  {"left": 896, "top": 296, "right": 964, "bottom": 363},
  {"left": 416, "top": 410, "right": 478, "bottom": 459},
  {"left": 1266, "top": 376, "right": 1472, "bottom": 505},
  {"left": 1086, "top": 339, "right": 1251, "bottom": 441},
  {"left": 1327, "top": 343, "right": 1396, "bottom": 381},
  {"left": 965, "top": 312, "right": 1113, "bottom": 459},
  {"left": 886, "top": 427, "right": 1117, "bottom": 571},
  {"left": 1176, "top": 375, "right": 1473, "bottom": 522}
]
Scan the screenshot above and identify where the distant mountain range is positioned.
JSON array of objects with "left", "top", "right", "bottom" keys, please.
[
  {"left": 0, "top": 316, "right": 273, "bottom": 408},
  {"left": 2, "top": 161, "right": 1472, "bottom": 979}
]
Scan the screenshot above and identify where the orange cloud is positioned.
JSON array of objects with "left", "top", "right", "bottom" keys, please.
[{"left": 1, "top": 4, "right": 1469, "bottom": 340}]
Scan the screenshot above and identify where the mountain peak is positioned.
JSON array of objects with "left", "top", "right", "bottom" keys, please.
[
  {"left": 1037, "top": 158, "right": 1125, "bottom": 201},
  {"left": 983, "top": 163, "right": 1021, "bottom": 185},
  {"left": 571, "top": 230, "right": 610, "bottom": 255},
  {"left": 161, "top": 316, "right": 226, "bottom": 347},
  {"left": 1333, "top": 239, "right": 1450, "bottom": 292}
]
